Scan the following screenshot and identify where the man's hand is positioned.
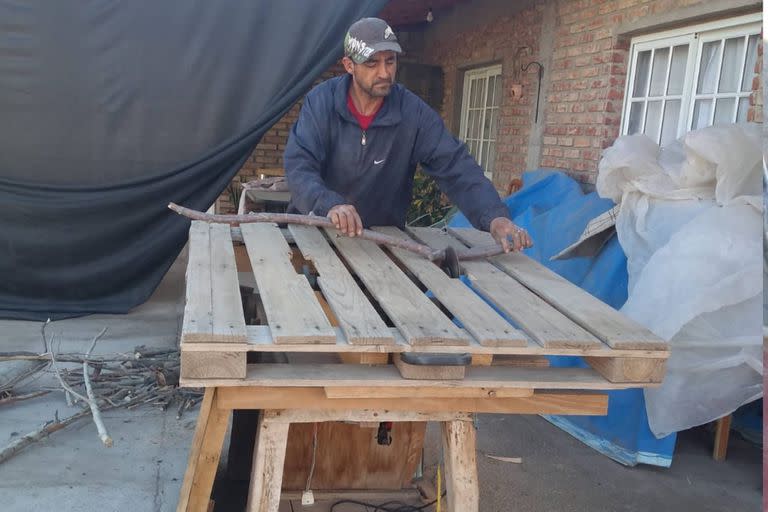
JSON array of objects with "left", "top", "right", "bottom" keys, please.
[
  {"left": 328, "top": 204, "right": 363, "bottom": 237},
  {"left": 489, "top": 217, "right": 533, "bottom": 253}
]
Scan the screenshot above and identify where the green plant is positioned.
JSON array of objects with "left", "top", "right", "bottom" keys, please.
[{"left": 406, "top": 170, "right": 453, "bottom": 227}]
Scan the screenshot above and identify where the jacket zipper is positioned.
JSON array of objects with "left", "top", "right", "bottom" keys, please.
[{"left": 361, "top": 130, "right": 367, "bottom": 146}]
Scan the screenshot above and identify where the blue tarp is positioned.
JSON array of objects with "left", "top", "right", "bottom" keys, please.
[{"left": 449, "top": 169, "right": 677, "bottom": 466}]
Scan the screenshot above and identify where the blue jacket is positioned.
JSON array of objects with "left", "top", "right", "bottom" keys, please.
[{"left": 284, "top": 74, "right": 509, "bottom": 230}]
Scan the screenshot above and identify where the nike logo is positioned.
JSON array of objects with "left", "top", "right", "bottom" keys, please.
[{"left": 374, "top": 159, "right": 385, "bottom": 165}]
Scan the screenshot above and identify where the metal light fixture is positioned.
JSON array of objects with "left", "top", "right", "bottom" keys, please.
[{"left": 426, "top": 7, "right": 434, "bottom": 23}]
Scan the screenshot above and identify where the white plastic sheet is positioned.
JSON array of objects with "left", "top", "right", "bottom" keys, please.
[{"left": 597, "top": 123, "right": 763, "bottom": 438}]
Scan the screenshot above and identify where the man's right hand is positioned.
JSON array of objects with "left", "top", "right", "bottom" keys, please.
[{"left": 328, "top": 204, "right": 363, "bottom": 237}]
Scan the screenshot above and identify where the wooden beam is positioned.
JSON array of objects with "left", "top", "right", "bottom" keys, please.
[
  {"left": 215, "top": 387, "right": 609, "bottom": 416},
  {"left": 246, "top": 414, "right": 290, "bottom": 512},
  {"left": 585, "top": 356, "right": 666, "bottom": 383},
  {"left": 259, "top": 409, "right": 471, "bottom": 423},
  {"left": 442, "top": 420, "right": 479, "bottom": 512},
  {"left": 180, "top": 351, "right": 246, "bottom": 380},
  {"left": 323, "top": 386, "right": 534, "bottom": 399}
]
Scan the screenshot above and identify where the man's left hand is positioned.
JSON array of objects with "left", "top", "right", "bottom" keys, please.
[{"left": 489, "top": 217, "right": 533, "bottom": 253}]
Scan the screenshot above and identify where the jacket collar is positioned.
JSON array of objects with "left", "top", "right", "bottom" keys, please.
[{"left": 333, "top": 74, "right": 402, "bottom": 127}]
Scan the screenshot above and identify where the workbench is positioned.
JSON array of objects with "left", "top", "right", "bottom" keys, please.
[{"left": 175, "top": 221, "right": 669, "bottom": 512}]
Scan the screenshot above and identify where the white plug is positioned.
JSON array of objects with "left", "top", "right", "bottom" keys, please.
[{"left": 301, "top": 490, "right": 315, "bottom": 506}]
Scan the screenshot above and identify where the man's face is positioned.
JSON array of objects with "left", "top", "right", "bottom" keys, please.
[{"left": 345, "top": 51, "right": 397, "bottom": 98}]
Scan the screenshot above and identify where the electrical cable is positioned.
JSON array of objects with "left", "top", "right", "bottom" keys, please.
[{"left": 329, "top": 493, "right": 445, "bottom": 512}]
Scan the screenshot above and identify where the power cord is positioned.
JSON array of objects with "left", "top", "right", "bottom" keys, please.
[{"left": 329, "top": 493, "right": 445, "bottom": 512}]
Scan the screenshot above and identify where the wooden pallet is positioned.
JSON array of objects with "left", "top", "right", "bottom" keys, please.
[{"left": 179, "top": 222, "right": 669, "bottom": 389}]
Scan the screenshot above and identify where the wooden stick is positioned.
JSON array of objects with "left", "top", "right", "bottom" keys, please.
[
  {"left": 0, "top": 408, "right": 93, "bottom": 464},
  {"left": 168, "top": 203, "right": 505, "bottom": 262},
  {"left": 0, "top": 390, "right": 50, "bottom": 407},
  {"left": 83, "top": 328, "right": 112, "bottom": 447}
]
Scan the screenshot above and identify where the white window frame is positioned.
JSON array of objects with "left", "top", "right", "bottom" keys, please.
[
  {"left": 459, "top": 64, "right": 502, "bottom": 178},
  {"left": 620, "top": 13, "right": 761, "bottom": 143}
]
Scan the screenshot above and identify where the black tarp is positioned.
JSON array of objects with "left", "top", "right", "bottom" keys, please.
[{"left": 0, "top": 0, "right": 388, "bottom": 320}]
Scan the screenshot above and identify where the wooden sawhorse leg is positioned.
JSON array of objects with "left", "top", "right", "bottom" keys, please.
[
  {"left": 177, "top": 388, "right": 230, "bottom": 512},
  {"left": 243, "top": 409, "right": 479, "bottom": 512}
]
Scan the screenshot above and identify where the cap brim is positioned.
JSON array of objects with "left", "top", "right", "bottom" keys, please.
[{"left": 350, "top": 41, "right": 402, "bottom": 63}]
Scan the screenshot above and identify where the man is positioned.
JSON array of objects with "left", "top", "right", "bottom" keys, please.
[{"left": 285, "top": 17, "right": 532, "bottom": 252}]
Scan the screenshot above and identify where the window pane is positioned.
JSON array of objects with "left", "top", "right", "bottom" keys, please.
[
  {"left": 486, "top": 76, "right": 496, "bottom": 107},
  {"left": 737, "top": 97, "right": 749, "bottom": 122},
  {"left": 468, "top": 80, "right": 478, "bottom": 110},
  {"left": 633, "top": 50, "right": 652, "bottom": 97},
  {"left": 714, "top": 97, "right": 736, "bottom": 124},
  {"left": 660, "top": 99, "right": 681, "bottom": 145},
  {"left": 645, "top": 100, "right": 663, "bottom": 142},
  {"left": 481, "top": 141, "right": 490, "bottom": 169},
  {"left": 667, "top": 45, "right": 689, "bottom": 95},
  {"left": 472, "top": 109, "right": 482, "bottom": 138},
  {"left": 486, "top": 141, "right": 496, "bottom": 176},
  {"left": 473, "top": 77, "right": 486, "bottom": 107},
  {"left": 467, "top": 110, "right": 478, "bottom": 138},
  {"left": 718, "top": 37, "right": 745, "bottom": 93},
  {"left": 489, "top": 108, "right": 499, "bottom": 139},
  {"left": 483, "top": 109, "right": 492, "bottom": 138},
  {"left": 493, "top": 75, "right": 502, "bottom": 106},
  {"left": 649, "top": 47, "right": 670, "bottom": 96},
  {"left": 741, "top": 34, "right": 759, "bottom": 92},
  {"left": 697, "top": 41, "right": 721, "bottom": 94},
  {"left": 692, "top": 99, "right": 713, "bottom": 129},
  {"left": 627, "top": 101, "right": 644, "bottom": 134}
]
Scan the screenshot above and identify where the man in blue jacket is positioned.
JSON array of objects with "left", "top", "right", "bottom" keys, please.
[{"left": 285, "top": 17, "right": 532, "bottom": 252}]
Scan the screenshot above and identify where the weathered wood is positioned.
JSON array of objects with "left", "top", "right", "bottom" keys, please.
[
  {"left": 393, "top": 353, "right": 466, "bottom": 380},
  {"left": 209, "top": 223, "right": 248, "bottom": 342},
  {"left": 247, "top": 413, "right": 290, "bottom": 512},
  {"left": 216, "top": 387, "right": 609, "bottom": 416},
  {"left": 241, "top": 223, "right": 335, "bottom": 344},
  {"left": 408, "top": 227, "right": 602, "bottom": 350},
  {"left": 290, "top": 225, "right": 394, "bottom": 345},
  {"left": 441, "top": 420, "right": 479, "bottom": 512},
  {"left": 182, "top": 363, "right": 631, "bottom": 390},
  {"left": 177, "top": 389, "right": 230, "bottom": 512},
  {"left": 264, "top": 409, "right": 472, "bottom": 423},
  {"left": 327, "top": 229, "right": 469, "bottom": 346},
  {"left": 232, "top": 325, "right": 669, "bottom": 359},
  {"left": 449, "top": 227, "right": 668, "bottom": 351},
  {"left": 374, "top": 227, "right": 527, "bottom": 347},
  {"left": 323, "top": 386, "right": 533, "bottom": 399},
  {"left": 713, "top": 414, "right": 732, "bottom": 462},
  {"left": 180, "top": 351, "right": 246, "bottom": 380},
  {"left": 182, "top": 221, "right": 213, "bottom": 342},
  {"left": 585, "top": 356, "right": 666, "bottom": 383}
]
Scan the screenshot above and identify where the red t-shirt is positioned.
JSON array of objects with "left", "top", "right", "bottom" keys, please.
[{"left": 347, "top": 93, "right": 382, "bottom": 130}]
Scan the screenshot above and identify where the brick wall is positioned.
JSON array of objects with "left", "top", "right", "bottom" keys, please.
[{"left": 419, "top": 3, "right": 545, "bottom": 190}]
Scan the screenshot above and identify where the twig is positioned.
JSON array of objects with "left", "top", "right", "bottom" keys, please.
[
  {"left": 40, "top": 318, "right": 51, "bottom": 354},
  {"left": 0, "top": 408, "right": 92, "bottom": 464},
  {"left": 83, "top": 328, "right": 112, "bottom": 447},
  {"left": 0, "top": 390, "right": 50, "bottom": 407}
]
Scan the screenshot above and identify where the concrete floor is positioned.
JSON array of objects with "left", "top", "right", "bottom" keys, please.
[{"left": 0, "top": 253, "right": 761, "bottom": 512}]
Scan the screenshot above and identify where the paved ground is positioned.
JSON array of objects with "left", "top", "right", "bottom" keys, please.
[{"left": 0, "top": 252, "right": 761, "bottom": 511}]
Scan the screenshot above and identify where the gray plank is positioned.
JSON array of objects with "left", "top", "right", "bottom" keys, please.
[
  {"left": 373, "top": 227, "right": 527, "bottom": 347},
  {"left": 449, "top": 227, "right": 668, "bottom": 350},
  {"left": 241, "top": 223, "right": 335, "bottom": 344},
  {"left": 327, "top": 228, "right": 468, "bottom": 346},
  {"left": 289, "top": 225, "right": 394, "bottom": 345},
  {"left": 181, "top": 221, "right": 213, "bottom": 342}
]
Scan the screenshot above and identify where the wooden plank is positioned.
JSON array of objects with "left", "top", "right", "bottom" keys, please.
[
  {"left": 408, "top": 227, "right": 603, "bottom": 350},
  {"left": 264, "top": 409, "right": 471, "bottom": 423},
  {"left": 181, "top": 325, "right": 669, "bottom": 358},
  {"left": 441, "top": 420, "right": 479, "bottom": 512},
  {"left": 241, "top": 223, "right": 335, "bottom": 344},
  {"left": 373, "top": 227, "right": 527, "bottom": 347},
  {"left": 176, "top": 389, "right": 229, "bottom": 512},
  {"left": 323, "top": 387, "right": 534, "bottom": 399},
  {"left": 216, "top": 386, "right": 610, "bottom": 415},
  {"left": 182, "top": 363, "right": 635, "bottom": 390},
  {"left": 449, "top": 227, "right": 668, "bottom": 351},
  {"left": 393, "top": 353, "right": 466, "bottom": 380},
  {"left": 584, "top": 356, "right": 666, "bottom": 383},
  {"left": 327, "top": 229, "right": 469, "bottom": 346},
  {"left": 290, "top": 225, "right": 395, "bottom": 345},
  {"left": 209, "top": 223, "right": 248, "bottom": 342},
  {"left": 247, "top": 413, "right": 290, "bottom": 512},
  {"left": 182, "top": 221, "right": 213, "bottom": 342},
  {"left": 282, "top": 421, "right": 426, "bottom": 490},
  {"left": 713, "top": 414, "right": 732, "bottom": 462},
  {"left": 180, "top": 351, "right": 246, "bottom": 380}
]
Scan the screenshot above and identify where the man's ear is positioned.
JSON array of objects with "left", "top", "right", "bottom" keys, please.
[{"left": 341, "top": 56, "right": 354, "bottom": 74}]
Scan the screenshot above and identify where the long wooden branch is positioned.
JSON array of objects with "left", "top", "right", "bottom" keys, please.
[{"left": 168, "top": 203, "right": 505, "bottom": 262}]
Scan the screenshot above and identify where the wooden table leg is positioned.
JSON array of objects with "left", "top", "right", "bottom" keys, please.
[
  {"left": 713, "top": 414, "right": 732, "bottom": 461},
  {"left": 177, "top": 388, "right": 231, "bottom": 512},
  {"left": 247, "top": 411, "right": 290, "bottom": 512},
  {"left": 441, "top": 419, "right": 480, "bottom": 512}
]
